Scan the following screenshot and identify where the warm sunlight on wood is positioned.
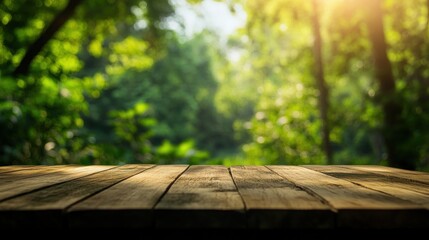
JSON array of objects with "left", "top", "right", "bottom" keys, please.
[{"left": 0, "top": 164, "right": 428, "bottom": 229}]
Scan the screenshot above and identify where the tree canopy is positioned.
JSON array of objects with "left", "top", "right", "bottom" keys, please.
[{"left": 0, "top": 0, "right": 428, "bottom": 171}]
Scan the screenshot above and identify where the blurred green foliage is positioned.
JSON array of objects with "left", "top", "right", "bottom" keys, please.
[
  {"left": 215, "top": 0, "right": 429, "bottom": 170},
  {"left": 0, "top": 0, "right": 428, "bottom": 171}
]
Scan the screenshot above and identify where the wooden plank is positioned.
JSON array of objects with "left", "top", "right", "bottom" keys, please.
[
  {"left": 230, "top": 166, "right": 334, "bottom": 228},
  {"left": 305, "top": 165, "right": 429, "bottom": 209},
  {"left": 0, "top": 165, "right": 152, "bottom": 228},
  {"left": 0, "top": 165, "right": 35, "bottom": 174},
  {"left": 0, "top": 165, "right": 113, "bottom": 201},
  {"left": 342, "top": 165, "right": 429, "bottom": 185},
  {"left": 68, "top": 165, "right": 188, "bottom": 229},
  {"left": 155, "top": 165, "right": 245, "bottom": 228},
  {"left": 268, "top": 166, "right": 429, "bottom": 228},
  {"left": 0, "top": 165, "right": 75, "bottom": 182}
]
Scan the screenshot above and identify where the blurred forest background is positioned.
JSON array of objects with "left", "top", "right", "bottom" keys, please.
[{"left": 1, "top": 0, "right": 428, "bottom": 171}]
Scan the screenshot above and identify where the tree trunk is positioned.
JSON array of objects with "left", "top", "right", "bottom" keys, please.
[
  {"left": 311, "top": 0, "right": 332, "bottom": 164},
  {"left": 365, "top": 0, "right": 416, "bottom": 169},
  {"left": 13, "top": 0, "right": 84, "bottom": 76},
  {"left": 427, "top": 0, "right": 429, "bottom": 29}
]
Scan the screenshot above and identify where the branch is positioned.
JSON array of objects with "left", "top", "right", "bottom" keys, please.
[{"left": 13, "top": 0, "right": 84, "bottom": 76}]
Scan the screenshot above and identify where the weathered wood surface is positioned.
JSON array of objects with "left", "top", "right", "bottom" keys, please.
[
  {"left": 155, "top": 165, "right": 245, "bottom": 228},
  {"left": 341, "top": 165, "right": 429, "bottom": 185},
  {"left": 0, "top": 165, "right": 150, "bottom": 228},
  {"left": 0, "top": 165, "right": 72, "bottom": 182},
  {"left": 0, "top": 165, "right": 35, "bottom": 174},
  {"left": 0, "top": 165, "right": 114, "bottom": 201},
  {"left": 0, "top": 164, "right": 428, "bottom": 229},
  {"left": 69, "top": 165, "right": 187, "bottom": 228},
  {"left": 230, "top": 166, "right": 333, "bottom": 228},
  {"left": 269, "top": 166, "right": 428, "bottom": 228},
  {"left": 304, "top": 165, "right": 429, "bottom": 209}
]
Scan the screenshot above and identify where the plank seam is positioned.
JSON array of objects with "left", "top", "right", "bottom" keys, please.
[
  {"left": 0, "top": 165, "right": 118, "bottom": 203},
  {"left": 151, "top": 165, "right": 190, "bottom": 228},
  {"left": 152, "top": 165, "right": 190, "bottom": 210},
  {"left": 340, "top": 165, "right": 429, "bottom": 187},
  {"left": 228, "top": 167, "right": 248, "bottom": 228},
  {"left": 267, "top": 166, "right": 340, "bottom": 228},
  {"left": 228, "top": 167, "right": 248, "bottom": 210},
  {"left": 321, "top": 166, "right": 429, "bottom": 206},
  {"left": 228, "top": 166, "right": 248, "bottom": 229},
  {"left": 0, "top": 168, "right": 34, "bottom": 174},
  {"left": 266, "top": 166, "right": 338, "bottom": 213},
  {"left": 63, "top": 165, "right": 156, "bottom": 212},
  {"left": 0, "top": 171, "right": 55, "bottom": 181},
  {"left": 341, "top": 166, "right": 429, "bottom": 186},
  {"left": 0, "top": 166, "right": 80, "bottom": 183},
  {"left": 61, "top": 165, "right": 156, "bottom": 229}
]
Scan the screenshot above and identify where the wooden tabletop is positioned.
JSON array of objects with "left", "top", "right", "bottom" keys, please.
[{"left": 0, "top": 164, "right": 428, "bottom": 229}]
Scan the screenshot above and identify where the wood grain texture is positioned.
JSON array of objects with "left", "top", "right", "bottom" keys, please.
[
  {"left": 155, "top": 165, "right": 245, "bottom": 228},
  {"left": 0, "top": 165, "right": 35, "bottom": 174},
  {"left": 230, "top": 166, "right": 333, "bottom": 228},
  {"left": 0, "top": 165, "right": 73, "bottom": 182},
  {"left": 68, "top": 165, "right": 187, "bottom": 228},
  {"left": 0, "top": 164, "right": 427, "bottom": 229},
  {"left": 269, "top": 166, "right": 429, "bottom": 228},
  {"left": 305, "top": 166, "right": 429, "bottom": 209},
  {"left": 0, "top": 165, "right": 151, "bottom": 228},
  {"left": 0, "top": 165, "right": 113, "bottom": 201},
  {"left": 342, "top": 165, "right": 429, "bottom": 185}
]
